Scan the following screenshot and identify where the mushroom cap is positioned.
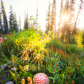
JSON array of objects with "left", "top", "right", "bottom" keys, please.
[{"left": 33, "top": 73, "right": 49, "bottom": 84}]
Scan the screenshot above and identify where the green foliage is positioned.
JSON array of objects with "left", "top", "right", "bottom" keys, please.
[
  {"left": 70, "top": 35, "right": 77, "bottom": 44},
  {"left": 76, "top": 29, "right": 83, "bottom": 47},
  {"left": 0, "top": 28, "right": 50, "bottom": 83},
  {"left": 47, "top": 56, "right": 61, "bottom": 83},
  {"left": 0, "top": 28, "right": 84, "bottom": 84},
  {"left": 46, "top": 39, "right": 83, "bottom": 55},
  {"left": 48, "top": 31, "right": 54, "bottom": 39},
  {"left": 47, "top": 49, "right": 84, "bottom": 84},
  {"left": 1, "top": 28, "right": 47, "bottom": 58}
]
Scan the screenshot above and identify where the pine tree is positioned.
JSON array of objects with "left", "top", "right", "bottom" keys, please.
[
  {"left": 58, "top": 0, "right": 63, "bottom": 27},
  {"left": 9, "top": 5, "right": 13, "bottom": 32},
  {"left": 51, "top": 0, "right": 56, "bottom": 38},
  {"left": 73, "top": 0, "right": 83, "bottom": 34},
  {"left": 57, "top": 0, "right": 63, "bottom": 40},
  {"left": 46, "top": 2, "right": 51, "bottom": 35},
  {"left": 34, "top": 1, "right": 40, "bottom": 30},
  {"left": 46, "top": 11, "right": 48, "bottom": 35},
  {"left": 9, "top": 5, "right": 18, "bottom": 33},
  {"left": 12, "top": 14, "right": 18, "bottom": 32},
  {"left": 35, "top": 1, "right": 39, "bottom": 29},
  {"left": 24, "top": 12, "right": 28, "bottom": 30},
  {"left": 61, "top": 0, "right": 70, "bottom": 42},
  {"left": 46, "top": 0, "right": 56, "bottom": 38},
  {"left": 70, "top": 0, "right": 75, "bottom": 21},
  {"left": 19, "top": 15, "right": 21, "bottom": 31},
  {"left": 60, "top": 0, "right": 76, "bottom": 42},
  {"left": 0, "top": 12, "right": 2, "bottom": 35},
  {"left": 51, "top": 0, "right": 54, "bottom": 32},
  {"left": 1, "top": 0, "right": 8, "bottom": 34}
]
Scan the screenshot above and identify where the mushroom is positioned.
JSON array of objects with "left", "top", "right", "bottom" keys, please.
[{"left": 33, "top": 73, "right": 49, "bottom": 84}]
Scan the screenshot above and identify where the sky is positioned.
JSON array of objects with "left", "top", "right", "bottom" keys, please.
[
  {"left": 2, "top": 0, "right": 54, "bottom": 31},
  {"left": 2, "top": 0, "right": 84, "bottom": 31}
]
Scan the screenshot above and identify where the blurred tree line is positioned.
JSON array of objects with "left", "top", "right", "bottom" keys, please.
[
  {"left": 45, "top": 0, "right": 84, "bottom": 47},
  {"left": 0, "top": 0, "right": 41, "bottom": 36},
  {"left": 0, "top": 0, "right": 18, "bottom": 35},
  {"left": 0, "top": 0, "right": 84, "bottom": 47}
]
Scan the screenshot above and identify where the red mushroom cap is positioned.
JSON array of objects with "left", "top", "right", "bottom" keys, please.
[{"left": 33, "top": 73, "right": 49, "bottom": 84}]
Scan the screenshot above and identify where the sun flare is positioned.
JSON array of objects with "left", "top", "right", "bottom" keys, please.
[{"left": 61, "top": 15, "right": 69, "bottom": 22}]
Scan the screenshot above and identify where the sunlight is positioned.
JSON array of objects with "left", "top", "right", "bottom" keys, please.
[{"left": 61, "top": 14, "right": 69, "bottom": 22}]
